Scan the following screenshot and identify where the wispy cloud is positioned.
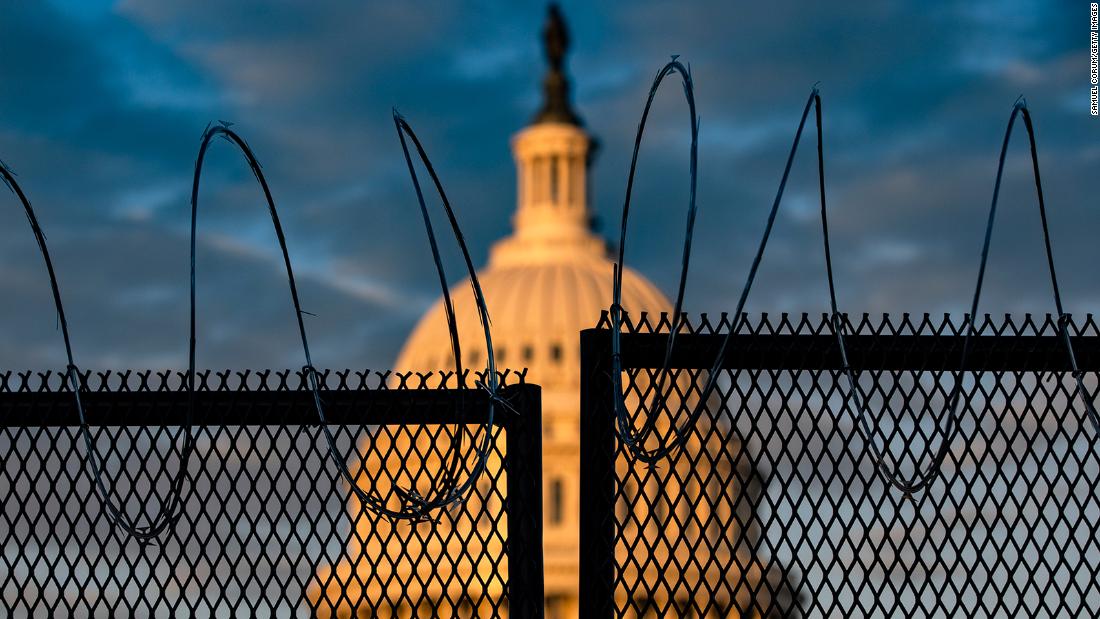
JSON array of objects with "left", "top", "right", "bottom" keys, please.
[{"left": 0, "top": 0, "right": 1094, "bottom": 372}]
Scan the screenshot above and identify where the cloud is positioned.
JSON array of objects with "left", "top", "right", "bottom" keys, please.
[{"left": 0, "top": 0, "right": 1096, "bottom": 374}]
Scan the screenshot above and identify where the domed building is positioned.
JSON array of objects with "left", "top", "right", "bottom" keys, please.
[
  {"left": 387, "top": 10, "right": 669, "bottom": 616},
  {"left": 309, "top": 5, "right": 795, "bottom": 618}
]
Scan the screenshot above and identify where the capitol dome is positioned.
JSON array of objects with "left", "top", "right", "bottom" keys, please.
[
  {"left": 391, "top": 149, "right": 671, "bottom": 615},
  {"left": 310, "top": 6, "right": 669, "bottom": 615},
  {"left": 309, "top": 6, "right": 789, "bottom": 618},
  {"left": 392, "top": 26, "right": 670, "bottom": 614},
  {"left": 397, "top": 229, "right": 669, "bottom": 398}
]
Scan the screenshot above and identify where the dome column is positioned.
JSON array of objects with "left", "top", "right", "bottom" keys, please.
[{"left": 510, "top": 123, "right": 591, "bottom": 242}]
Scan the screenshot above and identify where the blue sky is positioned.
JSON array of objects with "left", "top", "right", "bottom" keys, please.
[{"left": 0, "top": 0, "right": 1095, "bottom": 371}]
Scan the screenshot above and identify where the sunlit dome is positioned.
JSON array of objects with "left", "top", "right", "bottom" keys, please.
[
  {"left": 393, "top": 59, "right": 670, "bottom": 615},
  {"left": 308, "top": 6, "right": 778, "bottom": 618},
  {"left": 396, "top": 218, "right": 669, "bottom": 392},
  {"left": 315, "top": 6, "right": 670, "bottom": 614}
]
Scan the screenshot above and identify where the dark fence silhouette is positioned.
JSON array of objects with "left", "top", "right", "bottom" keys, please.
[
  {"left": 4, "top": 45, "right": 1100, "bottom": 616},
  {"left": 580, "top": 311, "right": 1100, "bottom": 617},
  {"left": 578, "top": 56, "right": 1100, "bottom": 617},
  {"left": 1, "top": 110, "right": 541, "bottom": 615},
  {"left": 0, "top": 368, "right": 543, "bottom": 617}
]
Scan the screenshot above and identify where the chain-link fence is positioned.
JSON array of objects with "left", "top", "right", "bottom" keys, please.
[
  {"left": 580, "top": 311, "right": 1100, "bottom": 618},
  {"left": 0, "top": 368, "right": 542, "bottom": 618}
]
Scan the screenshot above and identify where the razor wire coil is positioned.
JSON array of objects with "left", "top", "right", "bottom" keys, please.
[{"left": 609, "top": 61, "right": 1098, "bottom": 494}]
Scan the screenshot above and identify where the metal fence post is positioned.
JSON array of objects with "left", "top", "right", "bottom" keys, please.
[
  {"left": 504, "top": 383, "right": 545, "bottom": 617},
  {"left": 579, "top": 328, "right": 615, "bottom": 618}
]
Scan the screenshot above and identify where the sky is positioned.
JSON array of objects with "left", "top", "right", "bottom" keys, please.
[{"left": 0, "top": 0, "right": 1095, "bottom": 372}]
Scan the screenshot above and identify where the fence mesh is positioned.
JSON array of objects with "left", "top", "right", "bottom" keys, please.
[
  {"left": 0, "top": 368, "right": 542, "bottom": 618},
  {"left": 580, "top": 312, "right": 1100, "bottom": 618}
]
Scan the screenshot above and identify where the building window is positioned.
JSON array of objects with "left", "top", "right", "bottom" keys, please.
[
  {"left": 569, "top": 156, "right": 581, "bottom": 204},
  {"left": 549, "top": 155, "right": 560, "bottom": 203},
  {"left": 550, "top": 343, "right": 563, "bottom": 363},
  {"left": 532, "top": 156, "right": 544, "bottom": 202},
  {"left": 550, "top": 477, "right": 565, "bottom": 525},
  {"left": 546, "top": 595, "right": 569, "bottom": 619},
  {"left": 522, "top": 345, "right": 534, "bottom": 362}
]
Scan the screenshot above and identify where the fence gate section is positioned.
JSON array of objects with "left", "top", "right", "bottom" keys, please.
[
  {"left": 0, "top": 369, "right": 542, "bottom": 617},
  {"left": 580, "top": 312, "right": 1100, "bottom": 618}
]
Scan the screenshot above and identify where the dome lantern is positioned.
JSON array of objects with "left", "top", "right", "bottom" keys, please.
[{"left": 495, "top": 4, "right": 602, "bottom": 268}]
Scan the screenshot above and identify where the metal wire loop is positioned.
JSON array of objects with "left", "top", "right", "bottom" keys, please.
[
  {"left": 2, "top": 162, "right": 190, "bottom": 542},
  {"left": 842, "top": 101, "right": 1099, "bottom": 493},
  {"left": 958, "top": 101, "right": 1099, "bottom": 433},
  {"left": 610, "top": 63, "right": 1095, "bottom": 491},
  {"left": 609, "top": 65, "right": 842, "bottom": 467},
  {"left": 307, "top": 110, "right": 501, "bottom": 521},
  {"left": 189, "top": 121, "right": 500, "bottom": 521},
  {"left": 609, "top": 59, "right": 701, "bottom": 463}
]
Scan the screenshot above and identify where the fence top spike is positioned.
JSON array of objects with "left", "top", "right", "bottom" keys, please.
[
  {"left": 1083, "top": 314, "right": 1098, "bottom": 336},
  {"left": 597, "top": 310, "right": 611, "bottom": 329}
]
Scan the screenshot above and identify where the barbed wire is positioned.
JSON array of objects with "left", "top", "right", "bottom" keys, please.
[
  {"left": 314, "top": 110, "right": 502, "bottom": 522},
  {"left": 833, "top": 99, "right": 1098, "bottom": 493},
  {"left": 0, "top": 161, "right": 189, "bottom": 541},
  {"left": 814, "top": 97, "right": 1095, "bottom": 494},
  {"left": 1, "top": 115, "right": 504, "bottom": 532},
  {"left": 609, "top": 70, "right": 839, "bottom": 465},
  {"left": 192, "top": 121, "right": 503, "bottom": 523},
  {"left": 609, "top": 58, "right": 700, "bottom": 464},
  {"left": 609, "top": 61, "right": 1097, "bottom": 493},
  {"left": 986, "top": 101, "right": 1099, "bottom": 434}
]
